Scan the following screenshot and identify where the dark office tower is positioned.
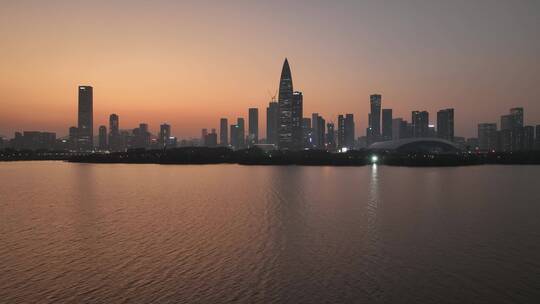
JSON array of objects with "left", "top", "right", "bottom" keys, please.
[
  {"left": 206, "top": 129, "right": 218, "bottom": 147},
  {"left": 412, "top": 110, "right": 429, "bottom": 137},
  {"left": 437, "top": 108, "right": 454, "bottom": 141},
  {"left": 278, "top": 58, "right": 294, "bottom": 149},
  {"left": 302, "top": 118, "right": 313, "bottom": 148},
  {"left": 344, "top": 114, "right": 355, "bottom": 149},
  {"left": 139, "top": 123, "right": 150, "bottom": 149},
  {"left": 510, "top": 107, "right": 524, "bottom": 128},
  {"left": 248, "top": 108, "right": 259, "bottom": 147},
  {"left": 230, "top": 124, "right": 239, "bottom": 149},
  {"left": 316, "top": 116, "right": 326, "bottom": 149},
  {"left": 220, "top": 118, "right": 228, "bottom": 146},
  {"left": 391, "top": 118, "right": 402, "bottom": 140},
  {"left": 108, "top": 114, "right": 120, "bottom": 151},
  {"left": 201, "top": 128, "right": 208, "bottom": 143},
  {"left": 77, "top": 85, "right": 93, "bottom": 151},
  {"left": 159, "top": 123, "right": 171, "bottom": 148},
  {"left": 68, "top": 126, "right": 78, "bottom": 150},
  {"left": 368, "top": 94, "right": 382, "bottom": 142},
  {"left": 337, "top": 115, "right": 345, "bottom": 149},
  {"left": 237, "top": 118, "right": 245, "bottom": 148},
  {"left": 500, "top": 114, "right": 514, "bottom": 131},
  {"left": 523, "top": 126, "right": 534, "bottom": 151},
  {"left": 478, "top": 123, "right": 498, "bottom": 151},
  {"left": 382, "top": 109, "right": 392, "bottom": 141},
  {"left": 292, "top": 91, "right": 303, "bottom": 149},
  {"left": 312, "top": 113, "right": 320, "bottom": 148},
  {"left": 326, "top": 122, "right": 336, "bottom": 151},
  {"left": 266, "top": 102, "right": 279, "bottom": 145},
  {"left": 98, "top": 125, "right": 107, "bottom": 150}
]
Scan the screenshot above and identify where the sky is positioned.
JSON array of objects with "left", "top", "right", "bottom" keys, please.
[{"left": 1, "top": 0, "right": 539, "bottom": 139}]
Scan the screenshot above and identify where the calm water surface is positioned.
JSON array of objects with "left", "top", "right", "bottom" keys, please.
[{"left": 1, "top": 162, "right": 539, "bottom": 303}]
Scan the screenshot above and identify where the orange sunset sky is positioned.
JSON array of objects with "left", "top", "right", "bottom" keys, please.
[{"left": 1, "top": 0, "right": 539, "bottom": 139}]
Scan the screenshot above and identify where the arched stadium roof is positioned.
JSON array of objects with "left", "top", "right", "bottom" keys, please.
[{"left": 368, "top": 138, "right": 461, "bottom": 153}]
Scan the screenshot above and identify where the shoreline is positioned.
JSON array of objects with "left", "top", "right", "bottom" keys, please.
[{"left": 3, "top": 147, "right": 540, "bottom": 167}]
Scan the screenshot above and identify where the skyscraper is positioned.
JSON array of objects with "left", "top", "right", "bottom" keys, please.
[
  {"left": 337, "top": 115, "right": 345, "bottom": 149},
  {"left": 159, "top": 123, "right": 171, "bottom": 148},
  {"left": 77, "top": 86, "right": 93, "bottom": 151},
  {"left": 109, "top": 114, "right": 121, "bottom": 151},
  {"left": 98, "top": 125, "right": 107, "bottom": 150},
  {"left": 437, "top": 108, "right": 454, "bottom": 141},
  {"left": 237, "top": 118, "right": 245, "bottom": 148},
  {"left": 510, "top": 107, "right": 524, "bottom": 128},
  {"left": 368, "top": 94, "right": 381, "bottom": 143},
  {"left": 136, "top": 123, "right": 150, "bottom": 149},
  {"left": 392, "top": 118, "right": 410, "bottom": 140},
  {"left": 312, "top": 113, "right": 320, "bottom": 148},
  {"left": 278, "top": 58, "right": 294, "bottom": 149},
  {"left": 292, "top": 91, "right": 303, "bottom": 149},
  {"left": 478, "top": 123, "right": 497, "bottom": 151},
  {"left": 326, "top": 122, "right": 336, "bottom": 151},
  {"left": 412, "top": 110, "right": 429, "bottom": 137},
  {"left": 248, "top": 108, "right": 259, "bottom": 147},
  {"left": 500, "top": 114, "right": 514, "bottom": 131},
  {"left": 344, "top": 114, "right": 355, "bottom": 149},
  {"left": 302, "top": 117, "right": 313, "bottom": 148},
  {"left": 230, "top": 124, "right": 239, "bottom": 149},
  {"left": 523, "top": 126, "right": 534, "bottom": 151},
  {"left": 316, "top": 115, "right": 326, "bottom": 149},
  {"left": 266, "top": 102, "right": 279, "bottom": 145},
  {"left": 69, "top": 126, "right": 78, "bottom": 150},
  {"left": 382, "top": 109, "right": 392, "bottom": 141},
  {"left": 220, "top": 118, "right": 228, "bottom": 146},
  {"left": 206, "top": 129, "right": 218, "bottom": 147},
  {"left": 201, "top": 128, "right": 208, "bottom": 146}
]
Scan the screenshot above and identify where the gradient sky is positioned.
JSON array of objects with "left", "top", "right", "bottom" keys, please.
[{"left": 1, "top": 0, "right": 539, "bottom": 139}]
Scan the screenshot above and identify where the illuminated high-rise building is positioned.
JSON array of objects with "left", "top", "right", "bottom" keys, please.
[
  {"left": 77, "top": 86, "right": 93, "bottom": 151},
  {"left": 292, "top": 91, "right": 303, "bottom": 149},
  {"left": 278, "top": 58, "right": 294, "bottom": 149},
  {"left": 412, "top": 110, "right": 429, "bottom": 137},
  {"left": 159, "top": 123, "right": 171, "bottom": 148},
  {"left": 337, "top": 115, "right": 345, "bottom": 149},
  {"left": 368, "top": 94, "right": 381, "bottom": 143},
  {"left": 326, "top": 122, "right": 336, "bottom": 151}
]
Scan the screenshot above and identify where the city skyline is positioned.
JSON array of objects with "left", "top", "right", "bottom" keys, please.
[
  {"left": 1, "top": 1, "right": 539, "bottom": 138},
  {"left": 2, "top": 56, "right": 539, "bottom": 154}
]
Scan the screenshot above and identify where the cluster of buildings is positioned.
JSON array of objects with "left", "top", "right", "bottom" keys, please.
[
  {"left": 477, "top": 108, "right": 538, "bottom": 152},
  {"left": 1, "top": 59, "right": 540, "bottom": 153}
]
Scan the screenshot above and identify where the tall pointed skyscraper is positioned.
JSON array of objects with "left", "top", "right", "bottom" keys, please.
[{"left": 278, "top": 58, "right": 294, "bottom": 149}]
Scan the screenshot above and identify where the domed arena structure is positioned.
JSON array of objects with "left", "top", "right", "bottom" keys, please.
[{"left": 368, "top": 138, "right": 461, "bottom": 154}]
